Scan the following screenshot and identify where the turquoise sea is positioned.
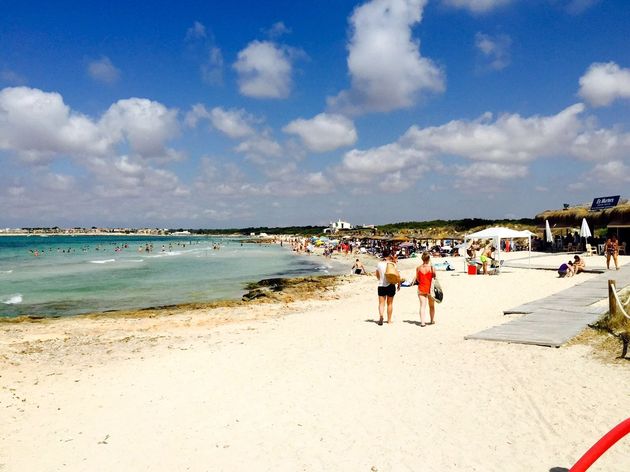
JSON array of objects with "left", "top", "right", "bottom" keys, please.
[{"left": 0, "top": 235, "right": 343, "bottom": 318}]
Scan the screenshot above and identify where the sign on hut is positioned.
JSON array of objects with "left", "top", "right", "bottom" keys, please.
[{"left": 590, "top": 195, "right": 620, "bottom": 211}]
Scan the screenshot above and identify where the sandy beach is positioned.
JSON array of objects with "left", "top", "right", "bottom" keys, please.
[{"left": 1, "top": 251, "right": 629, "bottom": 471}]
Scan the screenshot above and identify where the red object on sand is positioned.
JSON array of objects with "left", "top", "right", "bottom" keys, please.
[
  {"left": 467, "top": 264, "right": 477, "bottom": 275},
  {"left": 569, "top": 418, "right": 630, "bottom": 471}
]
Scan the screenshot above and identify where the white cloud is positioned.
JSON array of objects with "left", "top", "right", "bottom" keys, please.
[
  {"left": 265, "top": 21, "right": 291, "bottom": 38},
  {"left": 0, "top": 86, "right": 189, "bottom": 211},
  {"left": 442, "top": 0, "right": 513, "bottom": 13},
  {"left": 233, "top": 41, "right": 294, "bottom": 99},
  {"left": 401, "top": 103, "right": 586, "bottom": 162},
  {"left": 475, "top": 33, "right": 512, "bottom": 71},
  {"left": 210, "top": 107, "right": 256, "bottom": 139},
  {"left": 570, "top": 127, "right": 630, "bottom": 161},
  {"left": 185, "top": 21, "right": 224, "bottom": 86},
  {"left": 186, "top": 104, "right": 257, "bottom": 139},
  {"left": 591, "top": 160, "right": 630, "bottom": 183},
  {"left": 87, "top": 56, "right": 121, "bottom": 84},
  {"left": 0, "top": 86, "right": 110, "bottom": 162},
  {"left": 194, "top": 157, "right": 332, "bottom": 199},
  {"left": 7, "top": 185, "right": 25, "bottom": 197},
  {"left": 328, "top": 0, "right": 444, "bottom": 115},
  {"left": 257, "top": 171, "right": 334, "bottom": 197},
  {"left": 455, "top": 162, "right": 528, "bottom": 180},
  {"left": 235, "top": 134, "right": 283, "bottom": 160},
  {"left": 335, "top": 142, "right": 431, "bottom": 185},
  {"left": 43, "top": 173, "right": 76, "bottom": 191},
  {"left": 201, "top": 46, "right": 224, "bottom": 85},
  {"left": 88, "top": 155, "right": 185, "bottom": 199},
  {"left": 1, "top": 69, "right": 26, "bottom": 85},
  {"left": 283, "top": 113, "right": 358, "bottom": 152},
  {"left": 334, "top": 102, "right": 630, "bottom": 191},
  {"left": 186, "top": 21, "right": 207, "bottom": 40},
  {"left": 578, "top": 62, "right": 630, "bottom": 107},
  {"left": 99, "top": 98, "right": 180, "bottom": 158},
  {"left": 184, "top": 103, "right": 212, "bottom": 128}
]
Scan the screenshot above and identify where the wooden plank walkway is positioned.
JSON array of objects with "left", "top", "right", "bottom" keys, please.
[{"left": 465, "top": 264, "right": 630, "bottom": 348}]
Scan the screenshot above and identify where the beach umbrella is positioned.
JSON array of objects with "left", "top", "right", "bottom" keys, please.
[
  {"left": 545, "top": 220, "right": 553, "bottom": 243},
  {"left": 580, "top": 218, "right": 592, "bottom": 239}
]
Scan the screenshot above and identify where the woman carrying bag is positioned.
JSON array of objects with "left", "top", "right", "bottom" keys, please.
[
  {"left": 374, "top": 249, "right": 400, "bottom": 325},
  {"left": 416, "top": 251, "right": 438, "bottom": 327}
]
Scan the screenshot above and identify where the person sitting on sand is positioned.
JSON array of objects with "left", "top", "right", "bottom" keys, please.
[
  {"left": 558, "top": 261, "right": 574, "bottom": 278},
  {"left": 416, "top": 252, "right": 437, "bottom": 327},
  {"left": 351, "top": 259, "right": 366, "bottom": 275},
  {"left": 573, "top": 255, "right": 585, "bottom": 274},
  {"left": 480, "top": 245, "right": 496, "bottom": 275}
]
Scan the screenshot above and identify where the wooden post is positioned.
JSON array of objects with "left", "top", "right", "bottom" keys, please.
[{"left": 608, "top": 279, "right": 617, "bottom": 319}]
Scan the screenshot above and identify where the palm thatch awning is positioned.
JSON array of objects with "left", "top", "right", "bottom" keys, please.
[{"left": 536, "top": 203, "right": 630, "bottom": 227}]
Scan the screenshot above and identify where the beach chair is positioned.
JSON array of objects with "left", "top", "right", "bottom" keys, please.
[
  {"left": 585, "top": 243, "right": 596, "bottom": 256},
  {"left": 619, "top": 242, "right": 627, "bottom": 255}
]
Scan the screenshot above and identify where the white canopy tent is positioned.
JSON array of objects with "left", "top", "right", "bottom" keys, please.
[{"left": 463, "top": 227, "right": 532, "bottom": 270}]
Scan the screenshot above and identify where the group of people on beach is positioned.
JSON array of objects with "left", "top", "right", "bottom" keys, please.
[
  {"left": 466, "top": 241, "right": 498, "bottom": 275},
  {"left": 557, "top": 235, "right": 622, "bottom": 276},
  {"left": 373, "top": 249, "right": 437, "bottom": 327},
  {"left": 558, "top": 255, "right": 585, "bottom": 277}
]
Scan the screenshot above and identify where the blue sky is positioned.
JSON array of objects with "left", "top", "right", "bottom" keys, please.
[{"left": 1, "top": 0, "right": 629, "bottom": 228}]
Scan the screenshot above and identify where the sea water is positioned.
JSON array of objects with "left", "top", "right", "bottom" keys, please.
[{"left": 0, "top": 235, "right": 344, "bottom": 318}]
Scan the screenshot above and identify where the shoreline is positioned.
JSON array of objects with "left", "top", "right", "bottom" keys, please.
[
  {"left": 0, "top": 274, "right": 347, "bottom": 324},
  {"left": 0, "top": 237, "right": 352, "bottom": 320}
]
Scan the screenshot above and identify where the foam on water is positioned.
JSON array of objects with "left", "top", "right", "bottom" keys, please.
[
  {"left": 0, "top": 235, "right": 346, "bottom": 318},
  {"left": 2, "top": 294, "right": 22, "bottom": 304},
  {"left": 0, "top": 270, "right": 13, "bottom": 274}
]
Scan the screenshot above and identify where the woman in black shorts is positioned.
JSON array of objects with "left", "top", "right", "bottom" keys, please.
[{"left": 374, "top": 250, "right": 399, "bottom": 325}]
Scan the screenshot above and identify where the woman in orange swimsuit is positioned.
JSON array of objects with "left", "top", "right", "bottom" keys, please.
[{"left": 416, "top": 252, "right": 436, "bottom": 327}]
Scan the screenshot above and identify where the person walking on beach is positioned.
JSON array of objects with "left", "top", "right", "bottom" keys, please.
[
  {"left": 416, "top": 252, "right": 436, "bottom": 327},
  {"left": 375, "top": 249, "right": 399, "bottom": 325},
  {"left": 605, "top": 235, "right": 620, "bottom": 270}
]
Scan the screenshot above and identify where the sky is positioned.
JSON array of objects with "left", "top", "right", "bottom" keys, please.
[{"left": 1, "top": 0, "right": 630, "bottom": 228}]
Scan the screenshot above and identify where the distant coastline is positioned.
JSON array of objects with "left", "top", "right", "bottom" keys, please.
[{"left": 0, "top": 232, "right": 236, "bottom": 237}]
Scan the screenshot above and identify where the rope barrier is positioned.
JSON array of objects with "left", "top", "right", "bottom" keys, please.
[{"left": 609, "top": 283, "right": 630, "bottom": 320}]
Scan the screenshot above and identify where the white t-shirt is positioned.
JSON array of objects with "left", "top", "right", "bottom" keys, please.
[{"left": 376, "top": 260, "right": 392, "bottom": 287}]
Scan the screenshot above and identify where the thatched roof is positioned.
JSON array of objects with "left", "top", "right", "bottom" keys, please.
[{"left": 536, "top": 203, "right": 630, "bottom": 227}]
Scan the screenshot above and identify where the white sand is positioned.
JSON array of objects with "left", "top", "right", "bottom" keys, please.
[{"left": 1, "top": 251, "right": 629, "bottom": 471}]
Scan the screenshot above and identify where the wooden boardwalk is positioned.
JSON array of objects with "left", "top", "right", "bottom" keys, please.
[{"left": 465, "top": 265, "right": 630, "bottom": 348}]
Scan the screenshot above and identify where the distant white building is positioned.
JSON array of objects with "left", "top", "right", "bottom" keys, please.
[{"left": 324, "top": 219, "right": 353, "bottom": 233}]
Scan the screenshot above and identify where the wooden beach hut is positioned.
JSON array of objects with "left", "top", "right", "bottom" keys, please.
[{"left": 536, "top": 201, "right": 630, "bottom": 250}]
